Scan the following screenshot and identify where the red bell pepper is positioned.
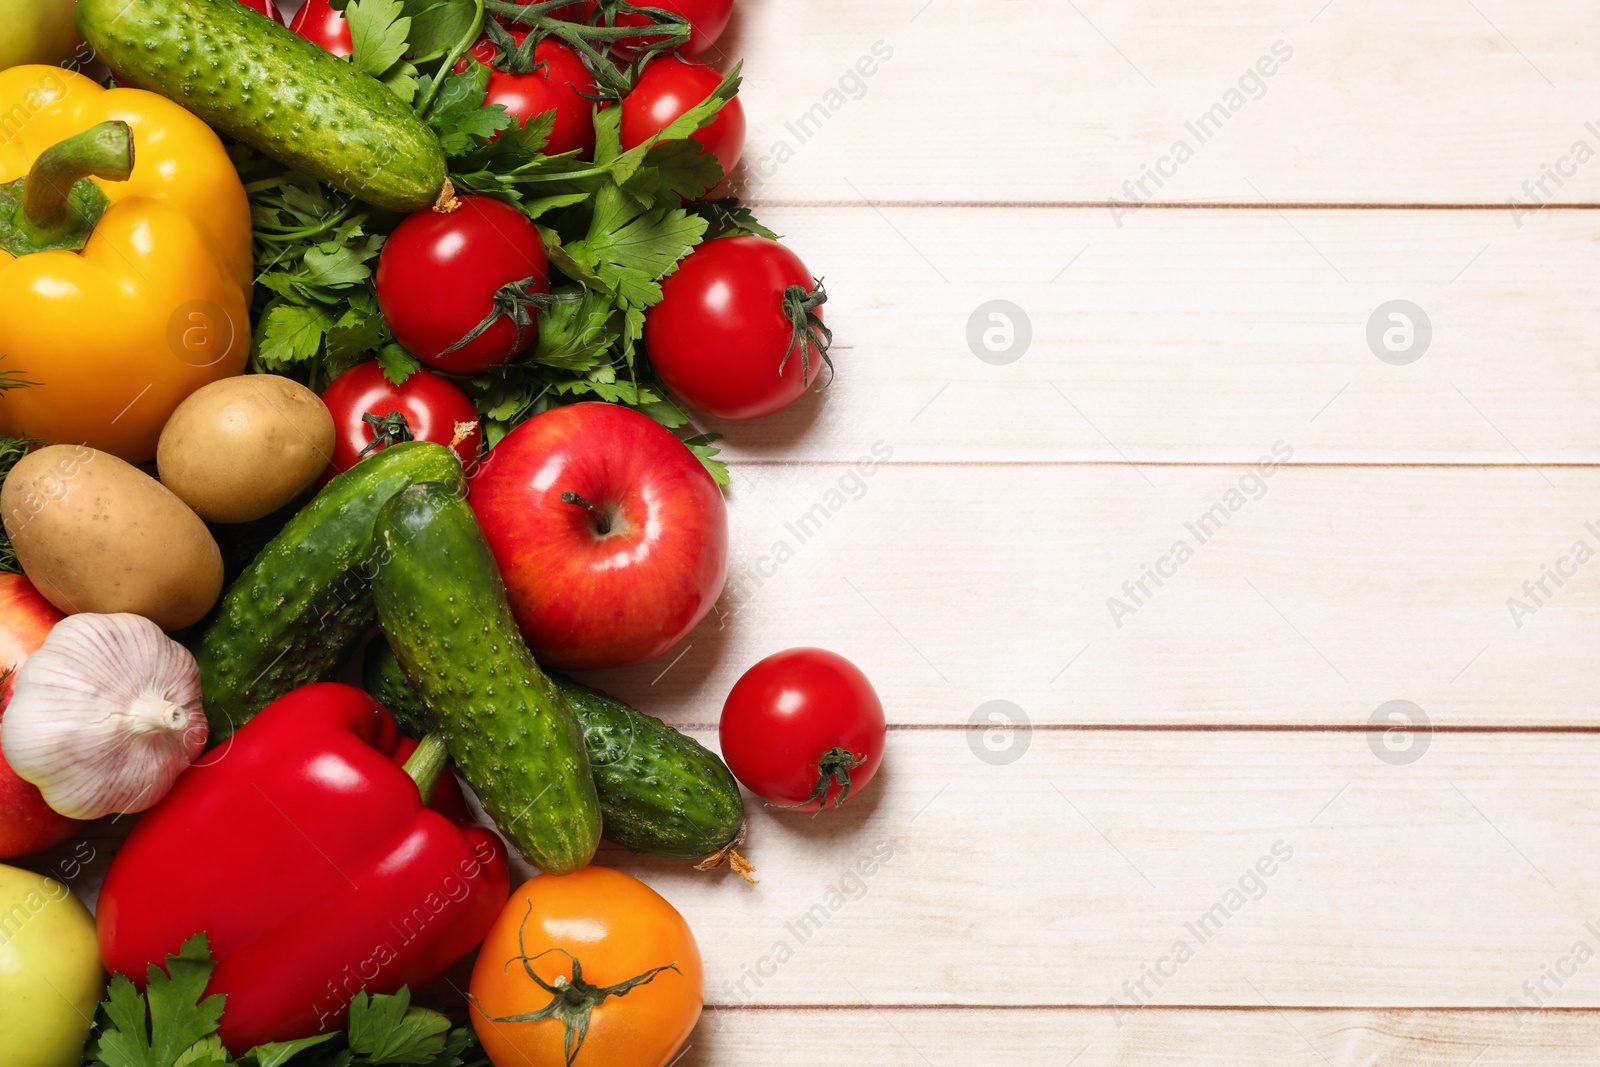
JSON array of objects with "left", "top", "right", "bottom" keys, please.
[{"left": 98, "top": 682, "right": 510, "bottom": 1052}]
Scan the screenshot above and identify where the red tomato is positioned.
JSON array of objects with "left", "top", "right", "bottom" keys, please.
[
  {"left": 564, "top": 0, "right": 734, "bottom": 58},
  {"left": 0, "top": 574, "right": 83, "bottom": 859},
  {"left": 644, "top": 236, "right": 827, "bottom": 420},
  {"left": 289, "top": 0, "right": 352, "bottom": 57},
  {"left": 719, "top": 648, "right": 886, "bottom": 812},
  {"left": 620, "top": 56, "right": 744, "bottom": 176},
  {"left": 235, "top": 0, "right": 283, "bottom": 23},
  {"left": 375, "top": 196, "right": 550, "bottom": 375},
  {"left": 318, "top": 362, "right": 481, "bottom": 482},
  {"left": 454, "top": 31, "right": 597, "bottom": 157}
]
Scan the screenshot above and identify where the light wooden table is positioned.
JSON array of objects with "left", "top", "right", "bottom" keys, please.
[
  {"left": 590, "top": 0, "right": 1600, "bottom": 1062},
  {"left": 44, "top": 1, "right": 1600, "bottom": 1063}
]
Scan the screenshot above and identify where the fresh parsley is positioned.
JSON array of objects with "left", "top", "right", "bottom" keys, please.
[
  {"left": 231, "top": 8, "right": 752, "bottom": 485},
  {"left": 85, "top": 934, "right": 486, "bottom": 1067}
]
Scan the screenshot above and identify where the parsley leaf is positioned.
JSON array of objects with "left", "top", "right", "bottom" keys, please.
[
  {"left": 91, "top": 933, "right": 226, "bottom": 1067},
  {"left": 257, "top": 304, "right": 336, "bottom": 369},
  {"left": 345, "top": 0, "right": 418, "bottom": 101},
  {"left": 424, "top": 66, "right": 511, "bottom": 155},
  {"left": 346, "top": 988, "right": 456, "bottom": 1063},
  {"left": 682, "top": 432, "right": 731, "bottom": 486},
  {"left": 85, "top": 934, "right": 485, "bottom": 1067},
  {"left": 376, "top": 342, "right": 422, "bottom": 385},
  {"left": 400, "top": 0, "right": 483, "bottom": 64}
]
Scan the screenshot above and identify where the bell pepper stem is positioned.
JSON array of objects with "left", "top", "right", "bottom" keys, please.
[
  {"left": 18, "top": 121, "right": 134, "bottom": 243},
  {"left": 403, "top": 734, "right": 451, "bottom": 803}
]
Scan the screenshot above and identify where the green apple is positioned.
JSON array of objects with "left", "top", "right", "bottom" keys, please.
[
  {"left": 0, "top": 864, "right": 104, "bottom": 1067},
  {"left": 0, "top": 0, "right": 82, "bottom": 72}
]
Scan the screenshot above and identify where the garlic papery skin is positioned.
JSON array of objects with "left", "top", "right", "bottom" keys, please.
[{"left": 0, "top": 612, "right": 207, "bottom": 819}]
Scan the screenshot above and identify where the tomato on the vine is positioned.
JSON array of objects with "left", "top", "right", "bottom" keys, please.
[
  {"left": 375, "top": 195, "right": 551, "bottom": 375},
  {"left": 455, "top": 29, "right": 598, "bottom": 157},
  {"left": 644, "top": 235, "right": 829, "bottom": 420},
  {"left": 470, "top": 867, "right": 702, "bottom": 1067},
  {"left": 563, "top": 0, "right": 734, "bottom": 58},
  {"left": 619, "top": 55, "right": 745, "bottom": 176},
  {"left": 318, "top": 361, "right": 481, "bottom": 483},
  {"left": 235, "top": 0, "right": 283, "bottom": 23},
  {"left": 719, "top": 648, "right": 886, "bottom": 811},
  {"left": 288, "top": 0, "right": 350, "bottom": 55}
]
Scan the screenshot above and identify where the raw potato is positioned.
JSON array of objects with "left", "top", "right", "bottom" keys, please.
[
  {"left": 1, "top": 445, "right": 223, "bottom": 630},
  {"left": 157, "top": 375, "right": 335, "bottom": 523}
]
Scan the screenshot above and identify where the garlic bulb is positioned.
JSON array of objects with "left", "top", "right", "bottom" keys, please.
[{"left": 1, "top": 613, "right": 207, "bottom": 819}]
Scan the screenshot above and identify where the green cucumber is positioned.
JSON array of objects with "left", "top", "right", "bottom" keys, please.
[
  {"left": 365, "top": 638, "right": 748, "bottom": 862},
  {"left": 195, "top": 442, "right": 465, "bottom": 741},
  {"left": 373, "top": 482, "right": 601, "bottom": 875},
  {"left": 76, "top": 0, "right": 448, "bottom": 212}
]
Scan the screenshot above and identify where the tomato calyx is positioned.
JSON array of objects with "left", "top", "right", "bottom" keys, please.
[
  {"left": 359, "top": 410, "right": 417, "bottom": 457},
  {"left": 482, "top": 0, "right": 689, "bottom": 93},
  {"left": 482, "top": 19, "right": 549, "bottom": 75},
  {"left": 438, "top": 277, "right": 577, "bottom": 359},
  {"left": 779, "top": 278, "right": 834, "bottom": 387},
  {"left": 783, "top": 746, "right": 867, "bottom": 811},
  {"left": 473, "top": 903, "right": 681, "bottom": 1067}
]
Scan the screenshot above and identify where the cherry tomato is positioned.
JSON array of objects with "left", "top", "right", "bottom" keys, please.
[
  {"left": 375, "top": 196, "right": 550, "bottom": 375},
  {"left": 564, "top": 0, "right": 734, "bottom": 58},
  {"left": 318, "top": 361, "right": 481, "bottom": 483},
  {"left": 289, "top": 0, "right": 352, "bottom": 56},
  {"left": 620, "top": 55, "right": 745, "bottom": 176},
  {"left": 454, "top": 31, "right": 597, "bottom": 157},
  {"left": 470, "top": 868, "right": 701, "bottom": 1067},
  {"left": 719, "top": 648, "right": 886, "bottom": 811},
  {"left": 644, "top": 235, "right": 827, "bottom": 420},
  {"left": 235, "top": 0, "right": 283, "bottom": 23}
]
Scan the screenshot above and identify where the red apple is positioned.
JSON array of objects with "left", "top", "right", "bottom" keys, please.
[
  {"left": 469, "top": 403, "right": 727, "bottom": 670},
  {"left": 0, "top": 573, "right": 84, "bottom": 859}
]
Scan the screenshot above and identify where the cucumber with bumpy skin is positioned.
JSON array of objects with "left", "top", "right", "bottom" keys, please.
[
  {"left": 194, "top": 442, "right": 465, "bottom": 742},
  {"left": 373, "top": 481, "right": 601, "bottom": 875},
  {"left": 75, "top": 0, "right": 448, "bottom": 212},
  {"left": 365, "top": 638, "right": 748, "bottom": 863}
]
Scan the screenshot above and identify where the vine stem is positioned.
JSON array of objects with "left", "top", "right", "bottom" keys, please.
[{"left": 418, "top": 0, "right": 487, "bottom": 116}]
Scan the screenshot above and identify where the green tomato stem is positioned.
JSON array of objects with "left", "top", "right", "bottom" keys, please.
[{"left": 419, "top": 0, "right": 487, "bottom": 117}]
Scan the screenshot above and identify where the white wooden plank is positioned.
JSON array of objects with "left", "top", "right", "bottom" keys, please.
[
  {"left": 719, "top": 0, "right": 1600, "bottom": 205},
  {"left": 679, "top": 1008, "right": 1600, "bottom": 1066},
  {"left": 605, "top": 729, "right": 1600, "bottom": 1008},
  {"left": 577, "top": 463, "right": 1600, "bottom": 727},
  {"left": 688, "top": 204, "right": 1600, "bottom": 466}
]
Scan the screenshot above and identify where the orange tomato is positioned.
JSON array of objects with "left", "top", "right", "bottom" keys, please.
[{"left": 469, "top": 868, "right": 703, "bottom": 1067}]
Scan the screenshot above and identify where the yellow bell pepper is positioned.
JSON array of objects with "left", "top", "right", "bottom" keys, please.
[{"left": 0, "top": 66, "right": 252, "bottom": 464}]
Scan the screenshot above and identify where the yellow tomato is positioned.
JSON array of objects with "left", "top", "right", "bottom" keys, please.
[{"left": 470, "top": 868, "right": 703, "bottom": 1067}]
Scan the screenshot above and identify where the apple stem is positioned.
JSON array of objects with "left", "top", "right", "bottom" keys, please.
[{"left": 561, "top": 491, "right": 612, "bottom": 535}]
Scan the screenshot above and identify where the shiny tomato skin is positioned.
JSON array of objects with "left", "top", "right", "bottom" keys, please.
[
  {"left": 644, "top": 236, "right": 823, "bottom": 420},
  {"left": 565, "top": 0, "right": 734, "bottom": 58},
  {"left": 470, "top": 868, "right": 702, "bottom": 1067},
  {"left": 454, "top": 32, "right": 597, "bottom": 157},
  {"left": 619, "top": 56, "right": 744, "bottom": 176},
  {"left": 375, "top": 196, "right": 550, "bottom": 375},
  {"left": 0, "top": 574, "right": 83, "bottom": 860},
  {"left": 318, "top": 362, "right": 481, "bottom": 482},
  {"left": 235, "top": 0, "right": 283, "bottom": 23},
  {"left": 719, "top": 648, "right": 886, "bottom": 812},
  {"left": 289, "top": 0, "right": 352, "bottom": 56}
]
